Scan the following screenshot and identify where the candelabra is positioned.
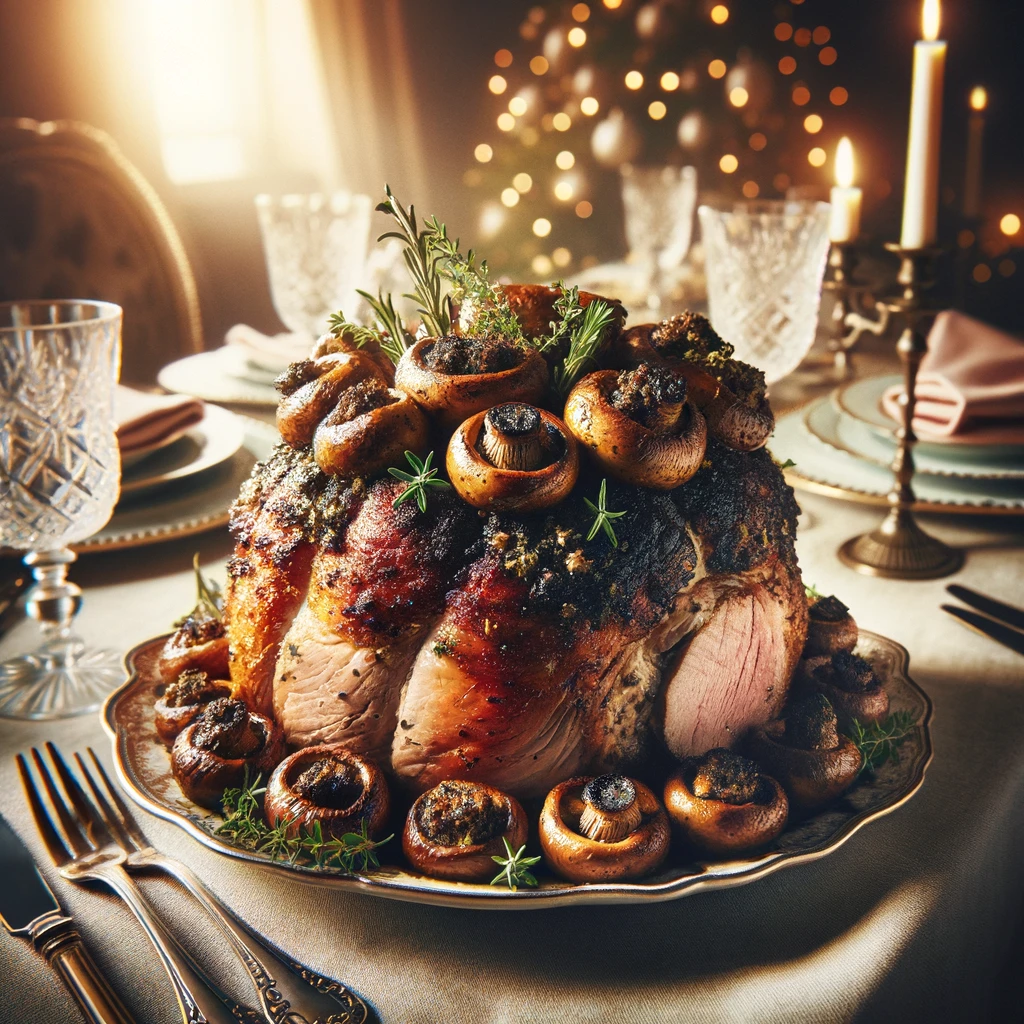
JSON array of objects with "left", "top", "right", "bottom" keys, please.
[
  {"left": 822, "top": 241, "right": 890, "bottom": 376},
  {"left": 838, "top": 244, "right": 963, "bottom": 579}
]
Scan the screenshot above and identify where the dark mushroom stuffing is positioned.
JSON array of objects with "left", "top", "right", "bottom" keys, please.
[
  {"left": 805, "top": 650, "right": 890, "bottom": 729},
  {"left": 809, "top": 594, "right": 851, "bottom": 623},
  {"left": 327, "top": 377, "right": 393, "bottom": 424},
  {"left": 813, "top": 650, "right": 878, "bottom": 692},
  {"left": 191, "top": 698, "right": 265, "bottom": 758},
  {"left": 293, "top": 756, "right": 364, "bottom": 810},
  {"left": 154, "top": 669, "right": 231, "bottom": 745},
  {"left": 609, "top": 364, "right": 688, "bottom": 431},
  {"left": 274, "top": 358, "right": 321, "bottom": 396},
  {"left": 423, "top": 335, "right": 523, "bottom": 375},
  {"left": 415, "top": 780, "right": 508, "bottom": 848},
  {"left": 783, "top": 693, "right": 840, "bottom": 751},
  {"left": 691, "top": 749, "right": 767, "bottom": 805}
]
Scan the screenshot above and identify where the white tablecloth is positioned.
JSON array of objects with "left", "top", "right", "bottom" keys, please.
[{"left": 1, "top": 478, "right": 1022, "bottom": 1023}]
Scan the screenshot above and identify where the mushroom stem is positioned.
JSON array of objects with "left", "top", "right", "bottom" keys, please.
[
  {"left": 479, "top": 403, "right": 546, "bottom": 471},
  {"left": 646, "top": 399, "right": 683, "bottom": 434},
  {"left": 578, "top": 775, "right": 643, "bottom": 843}
]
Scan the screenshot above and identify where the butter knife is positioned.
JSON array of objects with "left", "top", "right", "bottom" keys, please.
[
  {"left": 0, "top": 812, "right": 135, "bottom": 1024},
  {"left": 940, "top": 605, "right": 1024, "bottom": 657},
  {"left": 946, "top": 584, "right": 1024, "bottom": 634}
]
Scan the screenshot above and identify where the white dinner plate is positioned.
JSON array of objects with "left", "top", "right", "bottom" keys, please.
[{"left": 158, "top": 349, "right": 281, "bottom": 407}]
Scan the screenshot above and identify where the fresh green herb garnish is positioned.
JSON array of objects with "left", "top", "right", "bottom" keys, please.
[
  {"left": 584, "top": 478, "right": 628, "bottom": 548},
  {"left": 376, "top": 185, "right": 452, "bottom": 338},
  {"left": 326, "top": 310, "right": 380, "bottom": 349},
  {"left": 845, "top": 711, "right": 916, "bottom": 775},
  {"left": 388, "top": 450, "right": 450, "bottom": 512},
  {"left": 804, "top": 582, "right": 824, "bottom": 602},
  {"left": 544, "top": 285, "right": 615, "bottom": 396},
  {"left": 173, "top": 554, "right": 223, "bottom": 628},
  {"left": 355, "top": 287, "right": 411, "bottom": 365},
  {"left": 778, "top": 458, "right": 797, "bottom": 470},
  {"left": 490, "top": 837, "right": 542, "bottom": 891},
  {"left": 215, "top": 772, "right": 392, "bottom": 873}
]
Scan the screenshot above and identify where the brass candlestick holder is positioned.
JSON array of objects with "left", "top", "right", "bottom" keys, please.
[
  {"left": 823, "top": 241, "right": 890, "bottom": 377},
  {"left": 838, "top": 244, "right": 964, "bottom": 579}
]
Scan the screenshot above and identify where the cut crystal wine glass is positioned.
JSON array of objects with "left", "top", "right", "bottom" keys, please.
[
  {"left": 0, "top": 300, "right": 123, "bottom": 719},
  {"left": 698, "top": 200, "right": 832, "bottom": 383}
]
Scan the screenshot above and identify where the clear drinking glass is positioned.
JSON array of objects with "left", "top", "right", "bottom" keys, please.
[
  {"left": 254, "top": 191, "right": 373, "bottom": 337},
  {"left": 621, "top": 164, "right": 698, "bottom": 313},
  {"left": 0, "top": 300, "right": 123, "bottom": 719},
  {"left": 698, "top": 200, "right": 832, "bottom": 383}
]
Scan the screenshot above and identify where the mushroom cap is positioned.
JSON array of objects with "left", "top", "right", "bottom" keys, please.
[
  {"left": 538, "top": 775, "right": 670, "bottom": 883},
  {"left": 663, "top": 768, "right": 788, "bottom": 856},
  {"left": 747, "top": 721, "right": 863, "bottom": 812},
  {"left": 264, "top": 745, "right": 390, "bottom": 841},
  {"left": 402, "top": 781, "right": 528, "bottom": 882},
  {"left": 154, "top": 676, "right": 232, "bottom": 746},
  {"left": 277, "top": 351, "right": 385, "bottom": 447},
  {"left": 313, "top": 389, "right": 429, "bottom": 478},
  {"left": 394, "top": 337, "right": 548, "bottom": 429},
  {"left": 171, "top": 709, "right": 284, "bottom": 810},
  {"left": 563, "top": 370, "right": 707, "bottom": 490},
  {"left": 804, "top": 611, "right": 859, "bottom": 658},
  {"left": 446, "top": 408, "right": 579, "bottom": 512},
  {"left": 312, "top": 331, "right": 396, "bottom": 384},
  {"left": 804, "top": 680, "right": 890, "bottom": 732}
]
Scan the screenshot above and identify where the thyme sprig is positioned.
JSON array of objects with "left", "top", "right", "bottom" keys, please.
[
  {"left": 388, "top": 450, "right": 450, "bottom": 512},
  {"left": 804, "top": 582, "right": 824, "bottom": 602},
  {"left": 845, "top": 711, "right": 917, "bottom": 775},
  {"left": 215, "top": 772, "right": 392, "bottom": 873},
  {"left": 543, "top": 285, "right": 615, "bottom": 396},
  {"left": 173, "top": 554, "right": 223, "bottom": 628},
  {"left": 326, "top": 310, "right": 379, "bottom": 350},
  {"left": 584, "top": 478, "right": 628, "bottom": 548},
  {"left": 490, "top": 837, "right": 542, "bottom": 891},
  {"left": 376, "top": 185, "right": 452, "bottom": 338},
  {"left": 354, "top": 287, "right": 411, "bottom": 365}
]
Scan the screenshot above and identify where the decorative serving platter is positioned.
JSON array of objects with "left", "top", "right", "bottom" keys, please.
[{"left": 104, "top": 630, "right": 932, "bottom": 910}]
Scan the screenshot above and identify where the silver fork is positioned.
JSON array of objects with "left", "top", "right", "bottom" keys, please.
[
  {"left": 73, "top": 745, "right": 369, "bottom": 1024},
  {"left": 18, "top": 746, "right": 245, "bottom": 1024}
]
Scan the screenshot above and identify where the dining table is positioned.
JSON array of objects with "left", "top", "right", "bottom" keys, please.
[{"left": 1, "top": 344, "right": 1023, "bottom": 1024}]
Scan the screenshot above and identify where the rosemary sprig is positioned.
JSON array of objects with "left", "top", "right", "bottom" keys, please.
[
  {"left": 490, "top": 837, "right": 542, "bottom": 891},
  {"left": 846, "top": 711, "right": 917, "bottom": 775},
  {"left": 214, "top": 772, "right": 392, "bottom": 873},
  {"left": 548, "top": 289, "right": 615, "bottom": 396},
  {"left": 388, "top": 450, "right": 450, "bottom": 512},
  {"left": 584, "top": 478, "right": 628, "bottom": 548},
  {"left": 326, "top": 310, "right": 379, "bottom": 349},
  {"left": 355, "top": 287, "right": 411, "bottom": 365},
  {"left": 173, "top": 554, "right": 223, "bottom": 627},
  {"left": 376, "top": 185, "right": 452, "bottom": 338}
]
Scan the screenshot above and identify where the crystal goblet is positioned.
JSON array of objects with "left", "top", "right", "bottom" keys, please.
[
  {"left": 254, "top": 191, "right": 373, "bottom": 338},
  {"left": 698, "top": 200, "right": 832, "bottom": 383},
  {"left": 0, "top": 300, "right": 123, "bottom": 719},
  {"left": 620, "top": 164, "right": 698, "bottom": 314}
]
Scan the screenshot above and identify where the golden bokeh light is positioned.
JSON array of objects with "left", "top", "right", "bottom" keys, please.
[
  {"left": 1000, "top": 213, "right": 1021, "bottom": 235},
  {"left": 513, "top": 172, "right": 533, "bottom": 193},
  {"left": 494, "top": 49, "right": 513, "bottom": 68},
  {"left": 568, "top": 27, "right": 587, "bottom": 47},
  {"left": 553, "top": 112, "right": 572, "bottom": 131},
  {"left": 794, "top": 27, "right": 812, "bottom": 46},
  {"left": 648, "top": 100, "right": 667, "bottom": 119},
  {"left": 819, "top": 46, "right": 837, "bottom": 66},
  {"left": 779, "top": 56, "right": 797, "bottom": 75},
  {"left": 533, "top": 217, "right": 552, "bottom": 237},
  {"left": 792, "top": 86, "right": 811, "bottom": 106},
  {"left": 719, "top": 153, "right": 739, "bottom": 173},
  {"left": 625, "top": 70, "right": 644, "bottom": 90},
  {"left": 999, "top": 259, "right": 1016, "bottom": 277},
  {"left": 774, "top": 172, "right": 791, "bottom": 192},
  {"left": 556, "top": 150, "right": 575, "bottom": 169},
  {"left": 474, "top": 143, "right": 493, "bottom": 163},
  {"left": 813, "top": 26, "right": 831, "bottom": 44},
  {"left": 749, "top": 132, "right": 767, "bottom": 151},
  {"left": 711, "top": 5, "right": 729, "bottom": 24},
  {"left": 508, "top": 96, "right": 528, "bottom": 116},
  {"left": 501, "top": 187, "right": 520, "bottom": 207},
  {"left": 830, "top": 86, "right": 849, "bottom": 106},
  {"left": 742, "top": 180, "right": 760, "bottom": 198},
  {"left": 808, "top": 146, "right": 827, "bottom": 167},
  {"left": 729, "top": 87, "right": 749, "bottom": 107},
  {"left": 553, "top": 246, "right": 573, "bottom": 268},
  {"left": 775, "top": 23, "right": 793, "bottom": 41},
  {"left": 708, "top": 59, "right": 727, "bottom": 79},
  {"left": 520, "top": 23, "right": 538, "bottom": 41},
  {"left": 803, "top": 113, "right": 823, "bottom": 133},
  {"left": 957, "top": 229, "right": 976, "bottom": 248},
  {"left": 580, "top": 96, "right": 600, "bottom": 115},
  {"left": 603, "top": 0, "right": 622, "bottom": 8},
  {"left": 532, "top": 254, "right": 554, "bottom": 276},
  {"left": 530, "top": 55, "right": 549, "bottom": 75},
  {"left": 528, "top": 6, "right": 546, "bottom": 23},
  {"left": 489, "top": 75, "right": 507, "bottom": 95},
  {"left": 497, "top": 112, "right": 516, "bottom": 131},
  {"left": 970, "top": 86, "right": 988, "bottom": 111},
  {"left": 572, "top": 2, "right": 591, "bottom": 21},
  {"left": 554, "top": 179, "right": 575, "bottom": 200},
  {"left": 973, "top": 263, "right": 991, "bottom": 283},
  {"left": 660, "top": 71, "right": 681, "bottom": 91},
  {"left": 575, "top": 200, "right": 593, "bottom": 218}
]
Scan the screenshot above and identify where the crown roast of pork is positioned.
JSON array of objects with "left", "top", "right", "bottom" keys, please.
[
  {"left": 663, "top": 748, "right": 788, "bottom": 856},
  {"left": 803, "top": 594, "right": 859, "bottom": 657},
  {"left": 538, "top": 774, "right": 670, "bottom": 882},
  {"left": 563, "top": 364, "right": 708, "bottom": 490},
  {"left": 171, "top": 698, "right": 284, "bottom": 809},
  {"left": 394, "top": 335, "right": 548, "bottom": 429},
  {"left": 264, "top": 745, "right": 390, "bottom": 841},
  {"left": 747, "top": 694, "right": 862, "bottom": 812},
  {"left": 612, "top": 313, "right": 773, "bottom": 453},
  {"left": 402, "top": 780, "right": 528, "bottom": 882},
  {"left": 154, "top": 669, "right": 232, "bottom": 746},
  {"left": 798, "top": 650, "right": 890, "bottom": 731},
  {"left": 446, "top": 403, "right": 579, "bottom": 511}
]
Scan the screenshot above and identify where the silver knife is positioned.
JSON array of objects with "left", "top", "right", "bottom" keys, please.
[
  {"left": 946, "top": 585, "right": 1024, "bottom": 634},
  {"left": 0, "top": 812, "right": 135, "bottom": 1024},
  {"left": 940, "top": 604, "right": 1024, "bottom": 657}
]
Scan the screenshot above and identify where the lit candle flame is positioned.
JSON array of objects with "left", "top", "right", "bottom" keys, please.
[
  {"left": 922, "top": 0, "right": 941, "bottom": 42},
  {"left": 970, "top": 86, "right": 988, "bottom": 111},
  {"left": 835, "top": 137, "right": 855, "bottom": 188}
]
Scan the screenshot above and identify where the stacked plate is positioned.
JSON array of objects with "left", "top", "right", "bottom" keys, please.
[
  {"left": 769, "top": 374, "right": 1024, "bottom": 515},
  {"left": 157, "top": 347, "right": 281, "bottom": 407}
]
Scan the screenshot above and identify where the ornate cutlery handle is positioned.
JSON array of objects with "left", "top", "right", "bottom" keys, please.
[{"left": 30, "top": 913, "right": 135, "bottom": 1024}]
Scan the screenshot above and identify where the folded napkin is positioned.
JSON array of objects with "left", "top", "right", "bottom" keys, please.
[
  {"left": 225, "top": 324, "right": 316, "bottom": 374},
  {"left": 115, "top": 385, "right": 205, "bottom": 455},
  {"left": 881, "top": 311, "right": 1024, "bottom": 444}
]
